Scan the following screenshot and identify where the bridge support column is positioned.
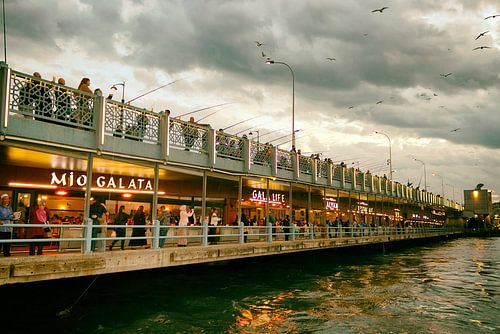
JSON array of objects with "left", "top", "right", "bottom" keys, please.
[{"left": 152, "top": 219, "right": 160, "bottom": 249}]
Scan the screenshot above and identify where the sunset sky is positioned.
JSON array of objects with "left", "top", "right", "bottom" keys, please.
[{"left": 6, "top": 0, "right": 500, "bottom": 202}]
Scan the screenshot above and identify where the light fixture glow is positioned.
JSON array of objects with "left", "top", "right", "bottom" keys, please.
[
  {"left": 82, "top": 187, "right": 165, "bottom": 195},
  {"left": 9, "top": 182, "right": 57, "bottom": 189}
]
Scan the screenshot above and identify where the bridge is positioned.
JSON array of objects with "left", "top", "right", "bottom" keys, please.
[{"left": 0, "top": 63, "right": 464, "bottom": 285}]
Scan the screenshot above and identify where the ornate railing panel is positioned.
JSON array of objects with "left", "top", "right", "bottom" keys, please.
[
  {"left": 356, "top": 173, "right": 364, "bottom": 187},
  {"left": 169, "top": 119, "right": 210, "bottom": 153},
  {"left": 317, "top": 160, "right": 328, "bottom": 178},
  {"left": 298, "top": 155, "right": 312, "bottom": 175},
  {"left": 9, "top": 70, "right": 94, "bottom": 129},
  {"left": 345, "top": 169, "right": 353, "bottom": 183},
  {"left": 105, "top": 101, "right": 160, "bottom": 144},
  {"left": 277, "top": 149, "right": 293, "bottom": 171},
  {"left": 216, "top": 132, "right": 243, "bottom": 160},
  {"left": 250, "top": 141, "right": 272, "bottom": 166},
  {"left": 333, "top": 165, "right": 343, "bottom": 181},
  {"left": 365, "top": 175, "right": 372, "bottom": 188}
]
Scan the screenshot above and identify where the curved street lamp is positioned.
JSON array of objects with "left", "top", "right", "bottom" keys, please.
[
  {"left": 375, "top": 131, "right": 392, "bottom": 180},
  {"left": 110, "top": 81, "right": 125, "bottom": 103},
  {"left": 432, "top": 172, "right": 445, "bottom": 198},
  {"left": 265, "top": 58, "right": 296, "bottom": 150}
]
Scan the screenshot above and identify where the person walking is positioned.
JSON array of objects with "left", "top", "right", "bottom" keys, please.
[
  {"left": 178, "top": 205, "right": 193, "bottom": 247},
  {"left": 28, "top": 199, "right": 50, "bottom": 255},
  {"left": 0, "top": 194, "right": 13, "bottom": 257},
  {"left": 89, "top": 197, "right": 107, "bottom": 251},
  {"left": 209, "top": 207, "right": 221, "bottom": 245},
  {"left": 129, "top": 205, "right": 147, "bottom": 247},
  {"left": 109, "top": 205, "right": 129, "bottom": 251},
  {"left": 158, "top": 206, "right": 171, "bottom": 248}
]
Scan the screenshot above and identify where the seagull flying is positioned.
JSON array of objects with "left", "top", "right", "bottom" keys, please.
[
  {"left": 348, "top": 106, "right": 354, "bottom": 109},
  {"left": 261, "top": 51, "right": 266, "bottom": 57},
  {"left": 254, "top": 41, "right": 264, "bottom": 47},
  {"left": 440, "top": 73, "right": 452, "bottom": 77},
  {"left": 484, "top": 14, "right": 500, "bottom": 20},
  {"left": 475, "top": 31, "right": 489, "bottom": 40},
  {"left": 450, "top": 128, "right": 460, "bottom": 132},
  {"left": 473, "top": 46, "right": 490, "bottom": 50},
  {"left": 372, "top": 7, "right": 389, "bottom": 13},
  {"left": 376, "top": 100, "right": 383, "bottom": 104},
  {"left": 326, "top": 57, "right": 336, "bottom": 61}
]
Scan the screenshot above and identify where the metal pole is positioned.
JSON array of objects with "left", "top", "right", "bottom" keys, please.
[
  {"left": 266, "top": 60, "right": 295, "bottom": 150},
  {"left": 201, "top": 170, "right": 207, "bottom": 224},
  {"left": 83, "top": 153, "right": 93, "bottom": 219},
  {"left": 289, "top": 182, "right": 293, "bottom": 223},
  {"left": 237, "top": 175, "right": 242, "bottom": 224},
  {"left": 375, "top": 131, "right": 392, "bottom": 180},
  {"left": 2, "top": 0, "right": 6, "bottom": 63},
  {"left": 152, "top": 163, "right": 159, "bottom": 221}
]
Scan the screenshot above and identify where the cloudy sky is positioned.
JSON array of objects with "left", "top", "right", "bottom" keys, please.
[{"left": 6, "top": 0, "right": 500, "bottom": 203}]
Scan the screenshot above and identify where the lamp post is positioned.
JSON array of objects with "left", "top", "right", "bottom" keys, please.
[
  {"left": 249, "top": 130, "right": 260, "bottom": 142},
  {"left": 374, "top": 131, "right": 392, "bottom": 180},
  {"left": 111, "top": 81, "right": 125, "bottom": 103},
  {"left": 265, "top": 58, "right": 295, "bottom": 150},
  {"left": 432, "top": 172, "right": 445, "bottom": 198},
  {"left": 413, "top": 158, "right": 427, "bottom": 191}
]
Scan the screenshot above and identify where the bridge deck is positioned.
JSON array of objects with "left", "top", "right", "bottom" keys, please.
[{"left": 0, "top": 231, "right": 459, "bottom": 285}]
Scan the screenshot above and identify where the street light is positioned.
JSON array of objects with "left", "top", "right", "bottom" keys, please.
[
  {"left": 432, "top": 172, "right": 445, "bottom": 198},
  {"left": 110, "top": 81, "right": 125, "bottom": 103},
  {"left": 265, "top": 58, "right": 296, "bottom": 150},
  {"left": 413, "top": 158, "right": 427, "bottom": 191},
  {"left": 374, "top": 131, "right": 392, "bottom": 180},
  {"left": 249, "top": 130, "right": 260, "bottom": 143}
]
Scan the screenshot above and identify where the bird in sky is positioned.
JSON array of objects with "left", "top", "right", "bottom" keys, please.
[
  {"left": 433, "top": 93, "right": 438, "bottom": 96},
  {"left": 450, "top": 128, "right": 460, "bottom": 132},
  {"left": 372, "top": 7, "right": 389, "bottom": 13},
  {"left": 261, "top": 51, "right": 266, "bottom": 57},
  {"left": 254, "top": 41, "right": 264, "bottom": 47},
  {"left": 473, "top": 46, "right": 490, "bottom": 50},
  {"left": 440, "top": 73, "right": 452, "bottom": 78},
  {"left": 326, "top": 57, "right": 336, "bottom": 61},
  {"left": 376, "top": 100, "right": 383, "bottom": 104},
  {"left": 363, "top": 33, "right": 369, "bottom": 37},
  {"left": 484, "top": 14, "right": 500, "bottom": 20},
  {"left": 348, "top": 106, "right": 354, "bottom": 109},
  {"left": 475, "top": 31, "right": 489, "bottom": 40}
]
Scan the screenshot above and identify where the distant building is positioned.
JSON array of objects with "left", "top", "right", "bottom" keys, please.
[
  {"left": 464, "top": 189, "right": 492, "bottom": 215},
  {"left": 492, "top": 202, "right": 500, "bottom": 228}
]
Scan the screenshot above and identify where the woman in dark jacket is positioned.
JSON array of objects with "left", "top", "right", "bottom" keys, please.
[
  {"left": 109, "top": 205, "right": 129, "bottom": 250},
  {"left": 129, "top": 205, "right": 146, "bottom": 247}
]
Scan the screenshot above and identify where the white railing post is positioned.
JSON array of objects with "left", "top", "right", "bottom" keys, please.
[
  {"left": 309, "top": 223, "right": 314, "bottom": 240},
  {"left": 202, "top": 221, "right": 208, "bottom": 246},
  {"left": 83, "top": 218, "right": 93, "bottom": 253},
  {"left": 267, "top": 223, "right": 273, "bottom": 243},
  {"left": 239, "top": 222, "right": 244, "bottom": 244},
  {"left": 152, "top": 219, "right": 160, "bottom": 249},
  {"left": 0, "top": 62, "right": 10, "bottom": 133},
  {"left": 339, "top": 225, "right": 343, "bottom": 238},
  {"left": 291, "top": 223, "right": 296, "bottom": 241}
]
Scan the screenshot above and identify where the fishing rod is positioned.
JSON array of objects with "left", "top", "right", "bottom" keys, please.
[
  {"left": 126, "top": 78, "right": 187, "bottom": 104},
  {"left": 197, "top": 105, "right": 229, "bottom": 122},
  {"left": 175, "top": 102, "right": 234, "bottom": 119},
  {"left": 222, "top": 115, "right": 261, "bottom": 131}
]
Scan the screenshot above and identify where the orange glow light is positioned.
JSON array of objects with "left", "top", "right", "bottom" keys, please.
[
  {"left": 9, "top": 182, "right": 57, "bottom": 189},
  {"left": 122, "top": 193, "right": 132, "bottom": 198},
  {"left": 55, "top": 190, "right": 68, "bottom": 196}
]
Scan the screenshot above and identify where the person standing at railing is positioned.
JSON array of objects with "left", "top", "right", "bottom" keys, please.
[
  {"left": 282, "top": 214, "right": 291, "bottom": 241},
  {"left": 129, "top": 205, "right": 147, "bottom": 247},
  {"left": 0, "top": 194, "right": 13, "bottom": 257},
  {"left": 182, "top": 117, "right": 197, "bottom": 151},
  {"left": 158, "top": 206, "right": 171, "bottom": 248},
  {"left": 28, "top": 199, "right": 50, "bottom": 256},
  {"left": 55, "top": 78, "right": 72, "bottom": 123},
  {"left": 76, "top": 78, "right": 93, "bottom": 126},
  {"left": 209, "top": 207, "right": 221, "bottom": 245},
  {"left": 109, "top": 205, "right": 129, "bottom": 251},
  {"left": 178, "top": 205, "right": 193, "bottom": 247},
  {"left": 89, "top": 197, "right": 107, "bottom": 251}
]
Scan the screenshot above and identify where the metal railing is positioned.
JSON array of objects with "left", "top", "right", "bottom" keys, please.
[
  {"left": 169, "top": 118, "right": 210, "bottom": 153},
  {"left": 317, "top": 160, "right": 329, "bottom": 178},
  {"left": 333, "top": 165, "right": 343, "bottom": 181},
  {"left": 298, "top": 155, "right": 313, "bottom": 175},
  {"left": 105, "top": 100, "right": 160, "bottom": 143},
  {"left": 250, "top": 141, "right": 272, "bottom": 166},
  {"left": 9, "top": 70, "right": 94, "bottom": 129},
  {"left": 216, "top": 131, "right": 244, "bottom": 160},
  {"left": 277, "top": 149, "right": 293, "bottom": 171},
  {"left": 0, "top": 220, "right": 460, "bottom": 257}
]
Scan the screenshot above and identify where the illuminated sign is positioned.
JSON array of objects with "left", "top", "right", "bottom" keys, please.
[
  {"left": 50, "top": 171, "right": 153, "bottom": 191},
  {"left": 324, "top": 197, "right": 338, "bottom": 210},
  {"left": 250, "top": 189, "right": 286, "bottom": 205}
]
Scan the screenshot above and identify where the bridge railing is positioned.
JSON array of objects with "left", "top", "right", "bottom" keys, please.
[
  {"left": 0, "top": 220, "right": 460, "bottom": 256},
  {"left": 250, "top": 141, "right": 272, "bottom": 166}
]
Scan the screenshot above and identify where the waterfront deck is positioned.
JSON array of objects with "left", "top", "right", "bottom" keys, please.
[{"left": 0, "top": 228, "right": 460, "bottom": 285}]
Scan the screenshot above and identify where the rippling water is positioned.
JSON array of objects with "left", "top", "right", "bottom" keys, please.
[{"left": 5, "top": 237, "right": 500, "bottom": 333}]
